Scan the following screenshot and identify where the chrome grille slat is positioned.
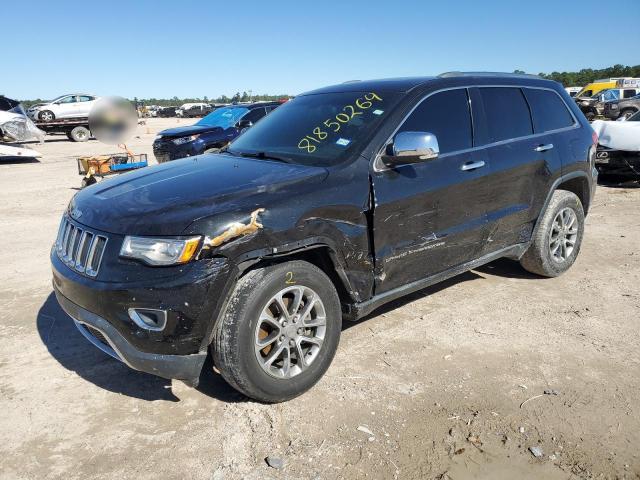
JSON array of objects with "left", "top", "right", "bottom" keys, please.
[
  {"left": 61, "top": 222, "right": 72, "bottom": 256},
  {"left": 67, "top": 227, "right": 79, "bottom": 262},
  {"left": 54, "top": 216, "right": 107, "bottom": 277}
]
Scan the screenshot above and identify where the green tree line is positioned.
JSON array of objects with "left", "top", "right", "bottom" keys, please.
[
  {"left": 16, "top": 64, "right": 640, "bottom": 108},
  {"left": 516, "top": 64, "right": 640, "bottom": 86},
  {"left": 19, "top": 92, "right": 290, "bottom": 109}
]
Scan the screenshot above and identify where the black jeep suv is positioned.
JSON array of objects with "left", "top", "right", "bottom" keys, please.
[{"left": 52, "top": 73, "right": 597, "bottom": 402}]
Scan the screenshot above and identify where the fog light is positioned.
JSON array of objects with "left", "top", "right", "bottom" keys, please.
[{"left": 128, "top": 308, "right": 167, "bottom": 331}]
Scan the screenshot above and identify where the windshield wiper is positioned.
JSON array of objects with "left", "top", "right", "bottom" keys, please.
[{"left": 233, "top": 151, "right": 291, "bottom": 164}]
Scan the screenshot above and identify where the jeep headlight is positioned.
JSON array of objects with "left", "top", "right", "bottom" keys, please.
[
  {"left": 581, "top": 101, "right": 590, "bottom": 106},
  {"left": 610, "top": 104, "right": 618, "bottom": 109},
  {"left": 120, "top": 236, "right": 201, "bottom": 266},
  {"left": 172, "top": 134, "right": 200, "bottom": 145}
]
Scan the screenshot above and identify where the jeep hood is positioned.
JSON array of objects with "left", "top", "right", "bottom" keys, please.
[{"left": 69, "top": 154, "right": 328, "bottom": 235}]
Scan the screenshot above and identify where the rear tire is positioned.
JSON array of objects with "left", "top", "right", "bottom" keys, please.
[
  {"left": 620, "top": 109, "right": 637, "bottom": 121},
  {"left": 68, "top": 126, "right": 90, "bottom": 142},
  {"left": 39, "top": 110, "right": 55, "bottom": 122},
  {"left": 520, "top": 190, "right": 585, "bottom": 277},
  {"left": 212, "top": 260, "right": 341, "bottom": 403}
]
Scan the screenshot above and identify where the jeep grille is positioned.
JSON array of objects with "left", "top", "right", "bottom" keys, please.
[{"left": 55, "top": 216, "right": 107, "bottom": 277}]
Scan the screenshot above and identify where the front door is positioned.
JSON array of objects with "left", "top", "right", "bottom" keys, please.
[
  {"left": 56, "top": 95, "right": 79, "bottom": 118},
  {"left": 371, "top": 88, "right": 492, "bottom": 294}
]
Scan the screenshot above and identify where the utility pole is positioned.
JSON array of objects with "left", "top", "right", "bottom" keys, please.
[{"left": 248, "top": 90, "right": 253, "bottom": 102}]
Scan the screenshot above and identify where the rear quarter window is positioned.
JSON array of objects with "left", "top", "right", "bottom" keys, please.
[
  {"left": 478, "top": 87, "right": 533, "bottom": 143},
  {"left": 522, "top": 88, "right": 575, "bottom": 133}
]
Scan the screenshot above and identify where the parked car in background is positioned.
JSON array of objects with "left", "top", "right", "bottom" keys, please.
[
  {"left": 153, "top": 101, "right": 281, "bottom": 162},
  {"left": 176, "top": 103, "right": 212, "bottom": 118},
  {"left": 0, "top": 95, "right": 44, "bottom": 157},
  {"left": 565, "top": 86, "right": 582, "bottom": 97},
  {"left": 156, "top": 106, "right": 177, "bottom": 117},
  {"left": 27, "top": 94, "right": 99, "bottom": 121},
  {"left": 576, "top": 87, "right": 640, "bottom": 120},
  {"left": 142, "top": 105, "right": 160, "bottom": 117},
  {"left": 54, "top": 73, "right": 596, "bottom": 402},
  {"left": 593, "top": 110, "right": 640, "bottom": 176},
  {"left": 574, "top": 78, "right": 636, "bottom": 98},
  {"left": 603, "top": 92, "right": 640, "bottom": 121}
]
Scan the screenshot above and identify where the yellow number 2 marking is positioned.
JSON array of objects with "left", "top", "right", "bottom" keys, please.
[{"left": 285, "top": 271, "right": 295, "bottom": 284}]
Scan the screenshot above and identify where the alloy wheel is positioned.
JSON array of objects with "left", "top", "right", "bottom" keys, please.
[
  {"left": 254, "top": 286, "right": 326, "bottom": 379},
  {"left": 549, "top": 207, "right": 578, "bottom": 262}
]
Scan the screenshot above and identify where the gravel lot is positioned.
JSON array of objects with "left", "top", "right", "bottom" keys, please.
[{"left": 1, "top": 119, "right": 639, "bottom": 479}]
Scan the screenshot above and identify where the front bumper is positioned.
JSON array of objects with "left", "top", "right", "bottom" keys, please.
[
  {"left": 595, "top": 148, "right": 640, "bottom": 176},
  {"left": 51, "top": 228, "right": 233, "bottom": 384},
  {"left": 55, "top": 287, "right": 207, "bottom": 385}
]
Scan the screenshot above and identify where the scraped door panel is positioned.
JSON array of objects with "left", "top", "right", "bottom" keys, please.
[{"left": 371, "top": 88, "right": 491, "bottom": 294}]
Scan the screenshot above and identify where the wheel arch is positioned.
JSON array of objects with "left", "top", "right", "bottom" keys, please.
[
  {"left": 534, "top": 172, "right": 592, "bottom": 237},
  {"left": 235, "top": 242, "right": 356, "bottom": 307},
  {"left": 200, "top": 240, "right": 358, "bottom": 351},
  {"left": 556, "top": 175, "right": 591, "bottom": 214}
]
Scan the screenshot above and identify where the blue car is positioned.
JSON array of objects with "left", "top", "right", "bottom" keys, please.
[{"left": 153, "top": 102, "right": 281, "bottom": 163}]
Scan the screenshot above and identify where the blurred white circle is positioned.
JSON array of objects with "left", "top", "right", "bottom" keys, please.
[{"left": 89, "top": 96, "right": 137, "bottom": 144}]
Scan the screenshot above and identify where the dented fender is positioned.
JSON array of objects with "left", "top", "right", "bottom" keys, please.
[{"left": 184, "top": 157, "right": 374, "bottom": 308}]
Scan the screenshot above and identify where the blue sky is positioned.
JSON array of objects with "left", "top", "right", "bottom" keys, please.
[{"left": 6, "top": 0, "right": 640, "bottom": 100}]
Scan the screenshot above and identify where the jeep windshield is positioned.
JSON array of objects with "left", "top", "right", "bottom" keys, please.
[
  {"left": 197, "top": 106, "right": 248, "bottom": 128},
  {"left": 227, "top": 91, "right": 401, "bottom": 166}
]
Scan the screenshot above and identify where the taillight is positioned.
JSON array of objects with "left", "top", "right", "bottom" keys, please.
[{"left": 592, "top": 130, "right": 599, "bottom": 145}]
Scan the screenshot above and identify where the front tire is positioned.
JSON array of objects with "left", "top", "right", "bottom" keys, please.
[
  {"left": 520, "top": 190, "right": 585, "bottom": 277},
  {"left": 212, "top": 260, "right": 341, "bottom": 403},
  {"left": 39, "top": 110, "right": 55, "bottom": 122}
]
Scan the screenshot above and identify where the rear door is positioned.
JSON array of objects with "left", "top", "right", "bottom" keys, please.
[
  {"left": 371, "top": 88, "right": 492, "bottom": 293},
  {"left": 76, "top": 95, "right": 95, "bottom": 116},
  {"left": 473, "top": 86, "right": 565, "bottom": 253}
]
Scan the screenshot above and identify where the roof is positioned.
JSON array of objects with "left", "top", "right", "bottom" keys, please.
[
  {"left": 302, "top": 77, "right": 436, "bottom": 95},
  {"left": 301, "top": 72, "right": 555, "bottom": 96}
]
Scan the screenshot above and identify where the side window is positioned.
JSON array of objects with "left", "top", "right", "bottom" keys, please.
[
  {"left": 397, "top": 89, "right": 472, "bottom": 154},
  {"left": 478, "top": 87, "right": 532, "bottom": 143},
  {"left": 522, "top": 88, "right": 574, "bottom": 133},
  {"left": 243, "top": 107, "right": 267, "bottom": 123},
  {"left": 78, "top": 96, "right": 93, "bottom": 102},
  {"left": 60, "top": 96, "right": 77, "bottom": 104},
  {"left": 623, "top": 89, "right": 637, "bottom": 99},
  {"left": 583, "top": 90, "right": 592, "bottom": 97}
]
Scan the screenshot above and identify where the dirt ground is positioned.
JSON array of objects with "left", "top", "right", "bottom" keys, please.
[{"left": 1, "top": 118, "right": 639, "bottom": 480}]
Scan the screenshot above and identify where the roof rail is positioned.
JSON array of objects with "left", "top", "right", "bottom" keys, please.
[
  {"left": 438, "top": 71, "right": 542, "bottom": 79},
  {"left": 342, "top": 79, "right": 361, "bottom": 84}
]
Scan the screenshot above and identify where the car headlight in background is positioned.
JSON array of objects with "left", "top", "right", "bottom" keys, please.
[
  {"left": 172, "top": 134, "right": 200, "bottom": 145},
  {"left": 120, "top": 236, "right": 201, "bottom": 266}
]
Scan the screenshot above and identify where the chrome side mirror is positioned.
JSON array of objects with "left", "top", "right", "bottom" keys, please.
[{"left": 383, "top": 131, "right": 440, "bottom": 167}]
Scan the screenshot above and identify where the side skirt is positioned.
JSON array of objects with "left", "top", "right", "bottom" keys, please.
[{"left": 347, "top": 243, "right": 529, "bottom": 321}]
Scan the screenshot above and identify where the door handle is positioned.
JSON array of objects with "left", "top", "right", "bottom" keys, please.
[
  {"left": 460, "top": 160, "right": 485, "bottom": 171},
  {"left": 535, "top": 143, "right": 554, "bottom": 152}
]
